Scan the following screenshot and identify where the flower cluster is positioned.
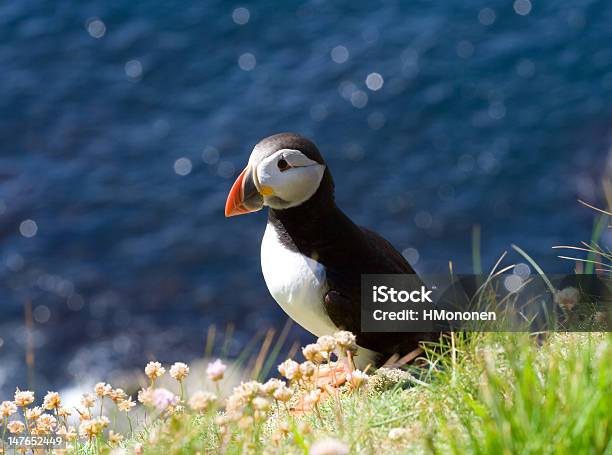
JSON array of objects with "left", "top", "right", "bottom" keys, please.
[
  {"left": 279, "top": 331, "right": 367, "bottom": 392},
  {"left": 0, "top": 331, "right": 364, "bottom": 453},
  {"left": 1, "top": 390, "right": 78, "bottom": 450}
]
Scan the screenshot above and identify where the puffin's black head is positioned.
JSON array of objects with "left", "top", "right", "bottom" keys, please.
[{"left": 225, "top": 133, "right": 334, "bottom": 217}]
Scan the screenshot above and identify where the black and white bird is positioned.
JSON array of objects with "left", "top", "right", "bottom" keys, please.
[{"left": 225, "top": 133, "right": 439, "bottom": 368}]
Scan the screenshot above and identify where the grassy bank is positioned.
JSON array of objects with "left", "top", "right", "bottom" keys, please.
[
  {"left": 2, "top": 331, "right": 608, "bottom": 455},
  {"left": 117, "top": 332, "right": 611, "bottom": 455}
]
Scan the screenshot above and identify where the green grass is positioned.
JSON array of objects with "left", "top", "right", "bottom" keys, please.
[
  {"left": 74, "top": 332, "right": 609, "bottom": 455},
  {"left": 7, "top": 200, "right": 611, "bottom": 455}
]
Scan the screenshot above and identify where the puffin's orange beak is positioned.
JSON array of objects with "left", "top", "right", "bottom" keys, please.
[{"left": 225, "top": 165, "right": 264, "bottom": 217}]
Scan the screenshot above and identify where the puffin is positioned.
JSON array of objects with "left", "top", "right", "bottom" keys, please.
[{"left": 225, "top": 133, "right": 439, "bottom": 368}]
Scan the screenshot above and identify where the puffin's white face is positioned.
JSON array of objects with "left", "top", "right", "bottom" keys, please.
[
  {"left": 251, "top": 149, "right": 326, "bottom": 210},
  {"left": 225, "top": 134, "right": 329, "bottom": 217}
]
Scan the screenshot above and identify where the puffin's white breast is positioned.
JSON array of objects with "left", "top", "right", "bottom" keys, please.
[{"left": 261, "top": 222, "right": 338, "bottom": 337}]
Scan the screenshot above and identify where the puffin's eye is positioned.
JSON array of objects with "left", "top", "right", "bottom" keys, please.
[{"left": 277, "top": 158, "right": 290, "bottom": 171}]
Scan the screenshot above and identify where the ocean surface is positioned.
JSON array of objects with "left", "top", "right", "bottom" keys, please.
[{"left": 0, "top": 0, "right": 610, "bottom": 396}]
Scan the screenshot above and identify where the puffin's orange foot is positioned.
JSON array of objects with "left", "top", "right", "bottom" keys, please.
[
  {"left": 289, "top": 363, "right": 350, "bottom": 415},
  {"left": 291, "top": 388, "right": 327, "bottom": 414},
  {"left": 315, "top": 362, "right": 349, "bottom": 388}
]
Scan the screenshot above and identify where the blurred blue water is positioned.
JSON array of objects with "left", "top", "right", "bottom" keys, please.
[{"left": 0, "top": 0, "right": 610, "bottom": 395}]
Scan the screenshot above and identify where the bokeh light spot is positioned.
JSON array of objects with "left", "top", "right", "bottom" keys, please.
[
  {"left": 238, "top": 53, "right": 256, "bottom": 71},
  {"left": 350, "top": 90, "right": 368, "bottom": 108},
  {"left": 516, "top": 59, "right": 535, "bottom": 78},
  {"left": 513, "top": 263, "right": 531, "bottom": 279},
  {"left": 202, "top": 146, "right": 220, "bottom": 164},
  {"left": 218, "top": 161, "right": 235, "bottom": 179},
  {"left": 362, "top": 27, "right": 379, "bottom": 44},
  {"left": 67, "top": 294, "right": 85, "bottom": 311},
  {"left": 457, "top": 40, "right": 475, "bottom": 58},
  {"left": 477, "top": 152, "right": 497, "bottom": 173},
  {"left": 339, "top": 81, "right": 357, "bottom": 100},
  {"left": 331, "top": 45, "right": 349, "bottom": 64},
  {"left": 125, "top": 59, "right": 143, "bottom": 80},
  {"left": 415, "top": 211, "right": 433, "bottom": 229},
  {"left": 402, "top": 247, "right": 420, "bottom": 265},
  {"left": 488, "top": 101, "right": 506, "bottom": 120},
  {"left": 343, "top": 143, "right": 365, "bottom": 161},
  {"left": 86, "top": 17, "right": 106, "bottom": 38},
  {"left": 232, "top": 7, "right": 250, "bottom": 25},
  {"left": 478, "top": 8, "right": 496, "bottom": 25},
  {"left": 33, "top": 305, "right": 51, "bottom": 324},
  {"left": 174, "top": 157, "right": 193, "bottom": 176},
  {"left": 365, "top": 73, "right": 384, "bottom": 91},
  {"left": 458, "top": 154, "right": 475, "bottom": 173},
  {"left": 504, "top": 274, "right": 524, "bottom": 292},
  {"left": 20, "top": 219, "right": 38, "bottom": 238},
  {"left": 6, "top": 253, "right": 24, "bottom": 271},
  {"left": 367, "top": 111, "right": 386, "bottom": 130},
  {"left": 514, "top": 0, "right": 532, "bottom": 16}
]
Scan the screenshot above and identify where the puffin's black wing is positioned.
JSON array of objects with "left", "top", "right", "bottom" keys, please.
[{"left": 323, "top": 226, "right": 438, "bottom": 361}]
